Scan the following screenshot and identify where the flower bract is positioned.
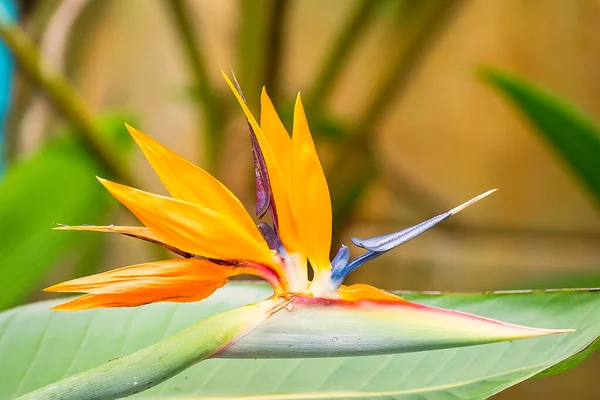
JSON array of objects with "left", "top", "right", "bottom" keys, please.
[{"left": 46, "top": 73, "right": 571, "bottom": 354}]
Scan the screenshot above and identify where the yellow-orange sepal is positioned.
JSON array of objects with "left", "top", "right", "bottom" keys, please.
[
  {"left": 290, "top": 94, "right": 332, "bottom": 273},
  {"left": 337, "top": 284, "right": 408, "bottom": 303},
  {"left": 125, "top": 125, "right": 261, "bottom": 238},
  {"left": 97, "top": 178, "right": 278, "bottom": 271},
  {"left": 222, "top": 73, "right": 299, "bottom": 256},
  {"left": 53, "top": 225, "right": 192, "bottom": 258},
  {"left": 45, "top": 259, "right": 237, "bottom": 310}
]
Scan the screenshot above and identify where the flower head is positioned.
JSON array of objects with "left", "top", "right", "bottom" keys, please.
[
  {"left": 48, "top": 75, "right": 497, "bottom": 310},
  {"left": 44, "top": 73, "right": 572, "bottom": 368}
]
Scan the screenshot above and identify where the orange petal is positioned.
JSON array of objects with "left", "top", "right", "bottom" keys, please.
[
  {"left": 223, "top": 72, "right": 299, "bottom": 254},
  {"left": 46, "top": 259, "right": 234, "bottom": 310},
  {"left": 290, "top": 94, "right": 332, "bottom": 272},
  {"left": 260, "top": 88, "right": 292, "bottom": 180},
  {"left": 125, "top": 125, "right": 260, "bottom": 238},
  {"left": 53, "top": 225, "right": 192, "bottom": 258},
  {"left": 97, "top": 178, "right": 277, "bottom": 268},
  {"left": 337, "top": 284, "right": 407, "bottom": 303}
]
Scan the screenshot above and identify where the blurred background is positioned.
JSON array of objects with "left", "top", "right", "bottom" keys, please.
[{"left": 1, "top": 0, "right": 600, "bottom": 398}]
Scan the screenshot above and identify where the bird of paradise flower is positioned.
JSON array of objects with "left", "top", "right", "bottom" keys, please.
[{"left": 46, "top": 72, "right": 572, "bottom": 360}]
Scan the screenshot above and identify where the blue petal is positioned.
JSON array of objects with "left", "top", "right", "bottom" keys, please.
[
  {"left": 332, "top": 213, "right": 451, "bottom": 283},
  {"left": 331, "top": 249, "right": 379, "bottom": 283},
  {"left": 331, "top": 245, "right": 350, "bottom": 269},
  {"left": 331, "top": 190, "right": 498, "bottom": 286},
  {"left": 351, "top": 212, "right": 451, "bottom": 252}
]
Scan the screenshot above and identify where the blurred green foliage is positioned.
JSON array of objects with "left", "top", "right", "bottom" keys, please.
[
  {"left": 481, "top": 68, "right": 600, "bottom": 206},
  {"left": 0, "top": 114, "right": 133, "bottom": 310}
]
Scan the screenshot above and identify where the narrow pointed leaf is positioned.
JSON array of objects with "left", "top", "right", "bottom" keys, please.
[{"left": 480, "top": 68, "right": 600, "bottom": 204}]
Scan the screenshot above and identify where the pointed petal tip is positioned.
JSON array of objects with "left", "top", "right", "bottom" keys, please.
[
  {"left": 124, "top": 123, "right": 142, "bottom": 138},
  {"left": 221, "top": 70, "right": 233, "bottom": 86},
  {"left": 350, "top": 237, "right": 363, "bottom": 248},
  {"left": 43, "top": 283, "right": 64, "bottom": 293},
  {"left": 449, "top": 189, "right": 498, "bottom": 215}
]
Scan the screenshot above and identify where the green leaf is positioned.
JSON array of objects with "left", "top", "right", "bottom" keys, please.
[
  {"left": 2, "top": 283, "right": 600, "bottom": 399},
  {"left": 0, "top": 114, "right": 134, "bottom": 310},
  {"left": 13, "top": 298, "right": 286, "bottom": 400},
  {"left": 479, "top": 68, "right": 600, "bottom": 204}
]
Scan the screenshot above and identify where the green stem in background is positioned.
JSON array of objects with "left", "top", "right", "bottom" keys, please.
[
  {"left": 480, "top": 68, "right": 600, "bottom": 209},
  {"left": 308, "top": 0, "right": 381, "bottom": 112},
  {"left": 237, "top": 0, "right": 269, "bottom": 110},
  {"left": 262, "top": 0, "right": 290, "bottom": 104},
  {"left": 4, "top": 0, "right": 61, "bottom": 162},
  {"left": 163, "top": 0, "right": 222, "bottom": 173},
  {"left": 327, "top": 0, "right": 462, "bottom": 247},
  {"left": 17, "top": 299, "right": 287, "bottom": 400},
  {"left": 0, "top": 19, "right": 133, "bottom": 184}
]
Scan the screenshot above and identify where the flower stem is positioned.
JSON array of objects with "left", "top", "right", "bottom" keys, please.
[
  {"left": 262, "top": 0, "right": 290, "bottom": 104},
  {"left": 0, "top": 20, "right": 133, "bottom": 184},
  {"left": 308, "top": 0, "right": 381, "bottom": 112},
  {"left": 237, "top": 0, "right": 269, "bottom": 110}
]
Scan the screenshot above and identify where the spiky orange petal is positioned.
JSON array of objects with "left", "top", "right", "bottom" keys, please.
[
  {"left": 53, "top": 225, "right": 192, "bottom": 257},
  {"left": 290, "top": 94, "right": 332, "bottom": 272},
  {"left": 125, "top": 125, "right": 261, "bottom": 241},
  {"left": 260, "top": 88, "right": 292, "bottom": 181},
  {"left": 97, "top": 178, "right": 278, "bottom": 270},
  {"left": 223, "top": 72, "right": 299, "bottom": 255},
  {"left": 337, "top": 284, "right": 407, "bottom": 303},
  {"left": 45, "top": 259, "right": 236, "bottom": 310}
]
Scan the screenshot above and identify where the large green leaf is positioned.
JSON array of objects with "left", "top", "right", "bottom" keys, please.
[
  {"left": 0, "top": 115, "right": 133, "bottom": 310},
  {"left": 2, "top": 283, "right": 600, "bottom": 399},
  {"left": 480, "top": 68, "right": 600, "bottom": 205}
]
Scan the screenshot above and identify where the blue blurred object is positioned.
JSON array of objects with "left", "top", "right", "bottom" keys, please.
[{"left": 0, "top": 0, "right": 17, "bottom": 177}]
